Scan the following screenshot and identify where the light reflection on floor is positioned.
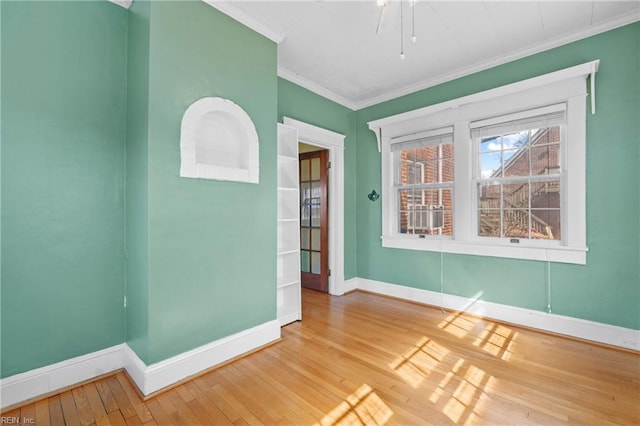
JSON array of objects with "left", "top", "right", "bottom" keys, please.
[
  {"left": 316, "top": 303, "right": 522, "bottom": 425},
  {"left": 316, "top": 384, "right": 393, "bottom": 426},
  {"left": 384, "top": 309, "right": 517, "bottom": 424}
]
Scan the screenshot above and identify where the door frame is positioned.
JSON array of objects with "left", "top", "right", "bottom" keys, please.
[{"left": 283, "top": 117, "right": 345, "bottom": 296}]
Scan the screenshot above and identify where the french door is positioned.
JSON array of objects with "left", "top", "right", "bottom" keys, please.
[{"left": 299, "top": 150, "right": 329, "bottom": 292}]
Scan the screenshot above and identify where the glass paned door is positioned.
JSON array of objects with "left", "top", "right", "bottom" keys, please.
[{"left": 299, "top": 150, "right": 329, "bottom": 292}]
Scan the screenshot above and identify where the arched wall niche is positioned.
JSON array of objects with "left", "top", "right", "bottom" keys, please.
[{"left": 180, "top": 97, "right": 259, "bottom": 184}]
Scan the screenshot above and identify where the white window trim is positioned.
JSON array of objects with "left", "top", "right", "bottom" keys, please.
[{"left": 368, "top": 60, "right": 599, "bottom": 265}]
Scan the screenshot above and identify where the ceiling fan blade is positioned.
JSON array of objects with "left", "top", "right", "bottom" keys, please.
[
  {"left": 375, "top": 2, "right": 399, "bottom": 35},
  {"left": 376, "top": 7, "right": 385, "bottom": 34}
]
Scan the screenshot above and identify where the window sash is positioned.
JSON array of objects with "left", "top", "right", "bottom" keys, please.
[
  {"left": 390, "top": 128, "right": 454, "bottom": 152},
  {"left": 471, "top": 104, "right": 565, "bottom": 140}
]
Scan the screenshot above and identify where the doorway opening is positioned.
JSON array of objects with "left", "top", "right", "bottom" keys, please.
[
  {"left": 283, "top": 117, "right": 345, "bottom": 297},
  {"left": 299, "top": 145, "right": 329, "bottom": 293}
]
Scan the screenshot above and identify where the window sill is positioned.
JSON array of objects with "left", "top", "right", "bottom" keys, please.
[{"left": 381, "top": 236, "right": 587, "bottom": 265}]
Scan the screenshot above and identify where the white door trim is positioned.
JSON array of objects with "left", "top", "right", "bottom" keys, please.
[{"left": 283, "top": 117, "right": 346, "bottom": 296}]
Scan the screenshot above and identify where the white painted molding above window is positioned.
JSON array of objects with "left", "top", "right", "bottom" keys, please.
[
  {"left": 367, "top": 60, "right": 599, "bottom": 265},
  {"left": 180, "top": 97, "right": 259, "bottom": 184},
  {"left": 107, "top": 0, "right": 133, "bottom": 9},
  {"left": 368, "top": 60, "right": 599, "bottom": 153}
]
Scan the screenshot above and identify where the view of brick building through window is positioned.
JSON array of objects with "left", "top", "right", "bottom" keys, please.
[
  {"left": 478, "top": 126, "right": 561, "bottom": 240},
  {"left": 396, "top": 125, "right": 561, "bottom": 240},
  {"left": 398, "top": 143, "right": 454, "bottom": 235}
]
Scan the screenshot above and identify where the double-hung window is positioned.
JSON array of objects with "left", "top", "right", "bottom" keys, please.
[
  {"left": 369, "top": 60, "right": 598, "bottom": 264},
  {"left": 392, "top": 129, "right": 454, "bottom": 236},
  {"left": 472, "top": 105, "right": 565, "bottom": 242}
]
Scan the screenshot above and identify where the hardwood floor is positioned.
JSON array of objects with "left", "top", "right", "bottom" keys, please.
[{"left": 3, "top": 289, "right": 639, "bottom": 425}]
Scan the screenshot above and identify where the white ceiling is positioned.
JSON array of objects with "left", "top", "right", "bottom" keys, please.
[{"left": 212, "top": 1, "right": 640, "bottom": 110}]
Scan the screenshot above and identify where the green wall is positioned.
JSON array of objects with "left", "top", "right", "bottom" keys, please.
[
  {"left": 355, "top": 22, "right": 640, "bottom": 330},
  {"left": 135, "top": 1, "right": 278, "bottom": 364},
  {"left": 1, "top": 1, "right": 128, "bottom": 377},
  {"left": 0, "top": 0, "right": 637, "bottom": 382},
  {"left": 125, "top": 0, "right": 151, "bottom": 363},
  {"left": 277, "top": 78, "right": 358, "bottom": 280}
]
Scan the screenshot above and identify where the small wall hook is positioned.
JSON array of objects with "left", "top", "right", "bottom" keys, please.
[{"left": 368, "top": 190, "right": 380, "bottom": 201}]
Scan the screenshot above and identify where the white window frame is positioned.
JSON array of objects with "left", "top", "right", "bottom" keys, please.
[
  {"left": 392, "top": 129, "right": 454, "bottom": 236},
  {"left": 368, "top": 60, "right": 599, "bottom": 264},
  {"left": 471, "top": 104, "right": 565, "bottom": 243}
]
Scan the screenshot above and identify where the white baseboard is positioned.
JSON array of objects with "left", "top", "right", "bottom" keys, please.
[
  {"left": 0, "top": 344, "right": 126, "bottom": 409},
  {"left": 1, "top": 320, "right": 281, "bottom": 409},
  {"left": 343, "top": 277, "right": 359, "bottom": 294},
  {"left": 123, "top": 320, "right": 281, "bottom": 396},
  {"left": 354, "top": 277, "right": 640, "bottom": 352}
]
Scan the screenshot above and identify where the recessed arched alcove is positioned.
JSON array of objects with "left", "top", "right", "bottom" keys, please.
[{"left": 180, "top": 97, "right": 259, "bottom": 183}]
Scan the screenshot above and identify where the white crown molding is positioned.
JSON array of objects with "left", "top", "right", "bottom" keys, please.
[
  {"left": 108, "top": 0, "right": 132, "bottom": 9},
  {"left": 352, "top": 277, "right": 640, "bottom": 352},
  {"left": 353, "top": 11, "right": 639, "bottom": 110},
  {"left": 0, "top": 344, "right": 127, "bottom": 409},
  {"left": 0, "top": 320, "right": 281, "bottom": 409},
  {"left": 279, "top": 11, "right": 638, "bottom": 111},
  {"left": 202, "top": 0, "right": 285, "bottom": 44},
  {"left": 278, "top": 66, "right": 357, "bottom": 111}
]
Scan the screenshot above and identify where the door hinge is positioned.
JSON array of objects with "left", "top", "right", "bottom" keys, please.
[
  {"left": 328, "top": 269, "right": 332, "bottom": 277},
  {"left": 327, "top": 161, "right": 332, "bottom": 169}
]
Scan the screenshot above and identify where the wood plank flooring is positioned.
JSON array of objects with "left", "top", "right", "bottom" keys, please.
[{"left": 3, "top": 289, "right": 639, "bottom": 425}]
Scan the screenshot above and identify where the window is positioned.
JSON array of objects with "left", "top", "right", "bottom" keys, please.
[
  {"left": 472, "top": 106, "right": 564, "bottom": 242},
  {"left": 368, "top": 60, "right": 598, "bottom": 264},
  {"left": 392, "top": 130, "right": 454, "bottom": 236}
]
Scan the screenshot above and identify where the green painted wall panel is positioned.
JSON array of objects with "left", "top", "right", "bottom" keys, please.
[
  {"left": 125, "top": 0, "right": 151, "bottom": 363},
  {"left": 1, "top": 1, "right": 128, "bottom": 377},
  {"left": 277, "top": 78, "right": 358, "bottom": 280},
  {"left": 356, "top": 23, "right": 640, "bottom": 330},
  {"left": 143, "top": 2, "right": 278, "bottom": 363}
]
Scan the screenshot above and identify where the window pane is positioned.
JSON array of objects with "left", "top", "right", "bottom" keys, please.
[
  {"left": 311, "top": 157, "right": 320, "bottom": 180},
  {"left": 441, "top": 157, "right": 454, "bottom": 183},
  {"left": 478, "top": 182, "right": 500, "bottom": 210},
  {"left": 480, "top": 136, "right": 502, "bottom": 152},
  {"left": 300, "top": 206, "right": 310, "bottom": 227},
  {"left": 478, "top": 210, "right": 500, "bottom": 237},
  {"left": 503, "top": 209, "right": 529, "bottom": 238},
  {"left": 311, "top": 205, "right": 320, "bottom": 227},
  {"left": 310, "top": 181, "right": 321, "bottom": 201},
  {"left": 399, "top": 210, "right": 410, "bottom": 234},
  {"left": 300, "top": 251, "right": 310, "bottom": 273},
  {"left": 400, "top": 150, "right": 419, "bottom": 185},
  {"left": 311, "top": 228, "right": 320, "bottom": 251},
  {"left": 300, "top": 182, "right": 310, "bottom": 204},
  {"left": 480, "top": 152, "right": 501, "bottom": 178},
  {"left": 531, "top": 181, "right": 560, "bottom": 209},
  {"left": 531, "top": 143, "right": 560, "bottom": 175},
  {"left": 300, "top": 228, "right": 310, "bottom": 250},
  {"left": 311, "top": 252, "right": 321, "bottom": 274},
  {"left": 531, "top": 209, "right": 561, "bottom": 240},
  {"left": 300, "top": 159, "right": 310, "bottom": 180},
  {"left": 503, "top": 183, "right": 529, "bottom": 209},
  {"left": 504, "top": 148, "right": 529, "bottom": 177},
  {"left": 399, "top": 188, "right": 453, "bottom": 235}
]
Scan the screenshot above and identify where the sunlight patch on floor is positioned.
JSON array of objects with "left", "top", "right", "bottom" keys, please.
[
  {"left": 389, "top": 337, "right": 449, "bottom": 388},
  {"left": 316, "top": 384, "right": 393, "bottom": 426},
  {"left": 438, "top": 311, "right": 480, "bottom": 338},
  {"left": 442, "top": 360, "right": 495, "bottom": 423},
  {"left": 473, "top": 323, "right": 518, "bottom": 360}
]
